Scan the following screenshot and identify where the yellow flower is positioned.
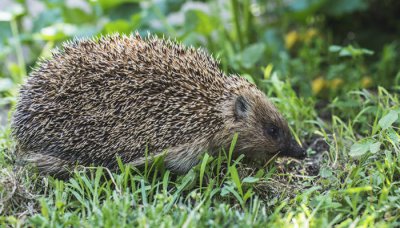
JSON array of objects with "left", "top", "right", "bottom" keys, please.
[
  {"left": 304, "top": 28, "right": 318, "bottom": 43},
  {"left": 330, "top": 78, "right": 344, "bottom": 89},
  {"left": 361, "top": 76, "right": 373, "bottom": 88},
  {"left": 312, "top": 77, "right": 327, "bottom": 95},
  {"left": 285, "top": 31, "right": 299, "bottom": 50}
]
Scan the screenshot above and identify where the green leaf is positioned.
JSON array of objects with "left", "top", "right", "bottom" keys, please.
[
  {"left": 243, "top": 189, "right": 253, "bottom": 202},
  {"left": 323, "top": 0, "right": 368, "bottom": 16},
  {"left": 242, "top": 176, "right": 259, "bottom": 184},
  {"left": 328, "top": 45, "right": 342, "bottom": 52},
  {"left": 349, "top": 139, "right": 381, "bottom": 157},
  {"left": 240, "top": 43, "right": 266, "bottom": 69},
  {"left": 39, "top": 199, "right": 50, "bottom": 219},
  {"left": 220, "top": 185, "right": 231, "bottom": 196},
  {"left": 319, "top": 167, "right": 333, "bottom": 178},
  {"left": 185, "top": 10, "right": 215, "bottom": 35},
  {"left": 331, "top": 45, "right": 374, "bottom": 57},
  {"left": 32, "top": 9, "right": 62, "bottom": 32},
  {"left": 0, "top": 5, "right": 24, "bottom": 21},
  {"left": 0, "top": 78, "right": 14, "bottom": 92},
  {"left": 199, "top": 153, "right": 210, "bottom": 191},
  {"left": 177, "top": 169, "right": 196, "bottom": 192},
  {"left": 379, "top": 110, "right": 398, "bottom": 130},
  {"left": 255, "top": 169, "right": 265, "bottom": 178},
  {"left": 103, "top": 20, "right": 132, "bottom": 34},
  {"left": 39, "top": 23, "right": 78, "bottom": 41},
  {"left": 339, "top": 48, "right": 351, "bottom": 57},
  {"left": 349, "top": 141, "right": 370, "bottom": 157},
  {"left": 109, "top": 2, "right": 141, "bottom": 21},
  {"left": 263, "top": 63, "right": 274, "bottom": 79},
  {"left": 344, "top": 186, "right": 372, "bottom": 194},
  {"left": 221, "top": 184, "right": 244, "bottom": 205},
  {"left": 62, "top": 8, "right": 94, "bottom": 24},
  {"left": 387, "top": 128, "right": 399, "bottom": 145},
  {"left": 369, "top": 142, "right": 381, "bottom": 154},
  {"left": 98, "top": 0, "right": 141, "bottom": 10},
  {"left": 162, "top": 170, "right": 170, "bottom": 194},
  {"left": 228, "top": 133, "right": 238, "bottom": 167},
  {"left": 229, "top": 166, "right": 243, "bottom": 196}
]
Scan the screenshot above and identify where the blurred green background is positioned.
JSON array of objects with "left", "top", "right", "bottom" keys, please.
[{"left": 0, "top": 0, "right": 399, "bottom": 109}]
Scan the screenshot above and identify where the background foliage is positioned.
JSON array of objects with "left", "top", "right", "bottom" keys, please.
[{"left": 0, "top": 0, "right": 399, "bottom": 226}]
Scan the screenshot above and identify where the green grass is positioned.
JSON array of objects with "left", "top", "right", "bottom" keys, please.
[
  {"left": 1, "top": 0, "right": 400, "bottom": 226},
  {"left": 1, "top": 79, "right": 399, "bottom": 227}
]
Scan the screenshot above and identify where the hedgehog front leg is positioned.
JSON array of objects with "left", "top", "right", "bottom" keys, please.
[
  {"left": 128, "top": 143, "right": 207, "bottom": 174},
  {"left": 163, "top": 143, "right": 209, "bottom": 174}
]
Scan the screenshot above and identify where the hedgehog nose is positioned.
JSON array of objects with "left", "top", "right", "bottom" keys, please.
[
  {"left": 291, "top": 143, "right": 306, "bottom": 159},
  {"left": 280, "top": 139, "right": 306, "bottom": 159}
]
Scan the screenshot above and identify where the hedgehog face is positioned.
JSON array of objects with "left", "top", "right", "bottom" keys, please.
[{"left": 231, "top": 92, "right": 306, "bottom": 160}]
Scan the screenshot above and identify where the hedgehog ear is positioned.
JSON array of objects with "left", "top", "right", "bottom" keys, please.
[{"left": 235, "top": 95, "right": 249, "bottom": 119}]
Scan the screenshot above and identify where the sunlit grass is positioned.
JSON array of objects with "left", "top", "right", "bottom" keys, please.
[{"left": 1, "top": 75, "right": 399, "bottom": 226}]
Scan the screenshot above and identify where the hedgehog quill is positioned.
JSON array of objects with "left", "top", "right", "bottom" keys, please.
[{"left": 12, "top": 34, "right": 306, "bottom": 177}]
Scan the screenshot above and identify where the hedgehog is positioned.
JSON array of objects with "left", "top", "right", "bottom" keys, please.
[{"left": 11, "top": 34, "right": 305, "bottom": 177}]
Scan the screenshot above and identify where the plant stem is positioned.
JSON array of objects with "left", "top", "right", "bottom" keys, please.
[
  {"left": 230, "top": 0, "right": 244, "bottom": 50},
  {"left": 243, "top": 0, "right": 251, "bottom": 45},
  {"left": 10, "top": 18, "right": 26, "bottom": 83}
]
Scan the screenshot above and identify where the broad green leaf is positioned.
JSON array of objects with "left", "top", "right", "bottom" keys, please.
[
  {"left": 387, "top": 128, "right": 399, "bottom": 145},
  {"left": 328, "top": 45, "right": 342, "bottom": 52},
  {"left": 0, "top": 78, "right": 14, "bottom": 92},
  {"left": 379, "top": 110, "right": 398, "bottom": 130},
  {"left": 240, "top": 43, "right": 266, "bottom": 69},
  {"left": 242, "top": 177, "right": 259, "bottom": 184},
  {"left": 339, "top": 48, "right": 351, "bottom": 57},
  {"left": 369, "top": 142, "right": 381, "bottom": 154},
  {"left": 185, "top": 10, "right": 215, "bottom": 35},
  {"left": 32, "top": 9, "right": 62, "bottom": 33},
  {"left": 350, "top": 139, "right": 381, "bottom": 157},
  {"left": 349, "top": 141, "right": 370, "bottom": 157}
]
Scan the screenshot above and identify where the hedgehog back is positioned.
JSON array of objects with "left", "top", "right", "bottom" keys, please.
[{"left": 12, "top": 35, "right": 230, "bottom": 172}]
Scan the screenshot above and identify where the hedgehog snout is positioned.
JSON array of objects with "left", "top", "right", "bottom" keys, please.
[{"left": 279, "top": 138, "right": 306, "bottom": 159}]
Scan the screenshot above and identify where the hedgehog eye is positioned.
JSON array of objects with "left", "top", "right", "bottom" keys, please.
[{"left": 265, "top": 125, "right": 279, "bottom": 139}]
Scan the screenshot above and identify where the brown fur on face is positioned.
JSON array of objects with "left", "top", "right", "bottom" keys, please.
[
  {"left": 217, "top": 83, "right": 305, "bottom": 161},
  {"left": 12, "top": 33, "right": 304, "bottom": 177}
]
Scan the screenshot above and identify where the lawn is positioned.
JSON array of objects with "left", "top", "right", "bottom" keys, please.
[{"left": 0, "top": 0, "right": 399, "bottom": 227}]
